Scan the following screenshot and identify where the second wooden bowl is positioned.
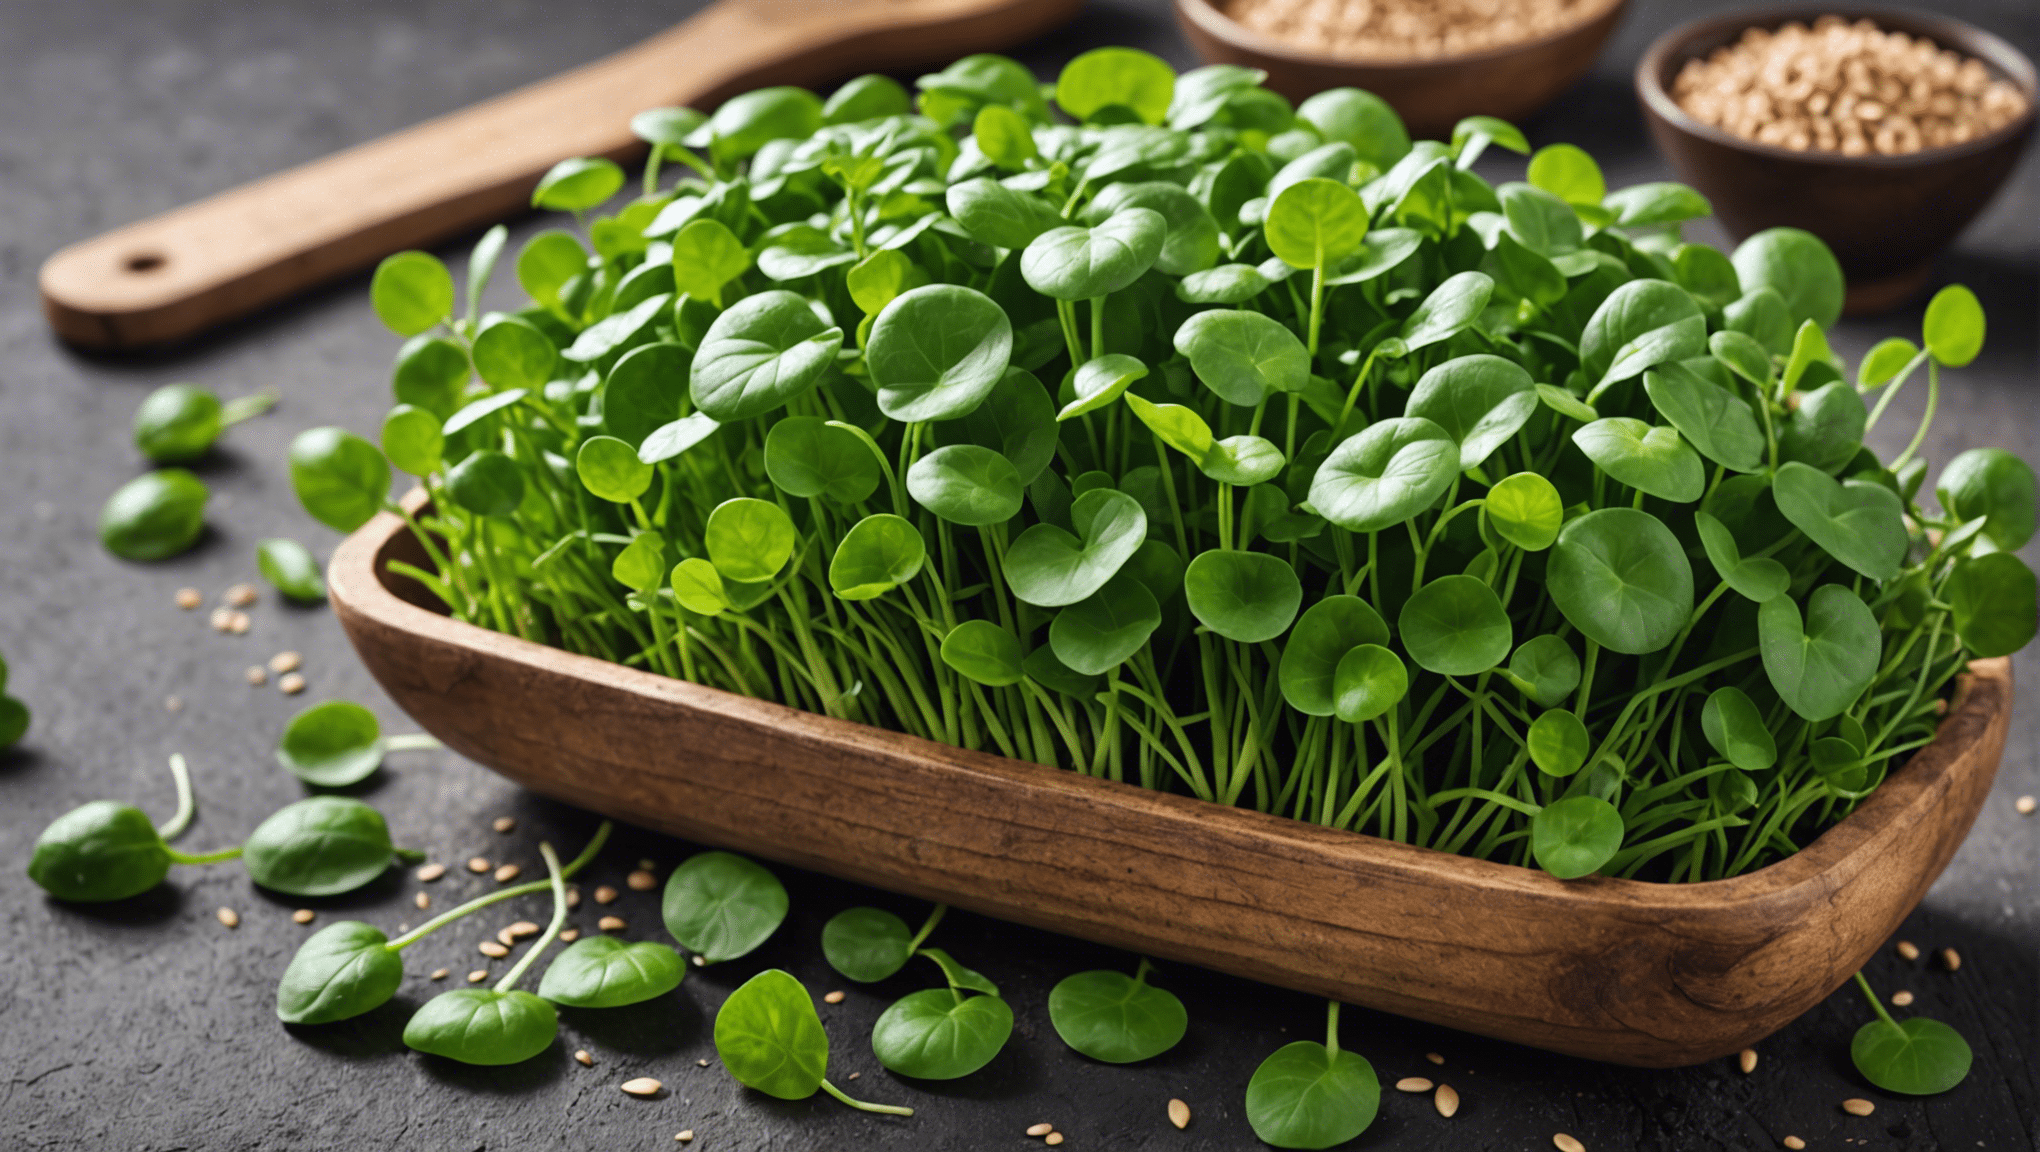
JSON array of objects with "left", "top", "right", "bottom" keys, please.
[{"left": 331, "top": 498, "right": 2009, "bottom": 1067}]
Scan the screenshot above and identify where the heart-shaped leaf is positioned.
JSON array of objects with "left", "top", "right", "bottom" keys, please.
[
  {"left": 1580, "top": 279, "right": 1705, "bottom": 391},
  {"left": 1693, "top": 511, "right": 1790, "bottom": 603},
  {"left": 1778, "top": 381, "right": 1866, "bottom": 474},
  {"left": 538, "top": 937, "right": 685, "bottom": 1007},
  {"left": 1173, "top": 310, "right": 1310, "bottom": 406},
  {"left": 1701, "top": 686, "right": 1776, "bottom": 771},
  {"left": 1505, "top": 635, "right": 1581, "bottom": 708},
  {"left": 1404, "top": 354, "right": 1535, "bottom": 471},
  {"left": 1399, "top": 575, "right": 1512, "bottom": 676},
  {"left": 1532, "top": 795, "right": 1624, "bottom": 878},
  {"left": 765, "top": 416, "right": 879, "bottom": 503},
  {"left": 1266, "top": 178, "right": 1369, "bottom": 271},
  {"left": 691, "top": 290, "right": 843, "bottom": 422},
  {"left": 1643, "top": 361, "right": 1765, "bottom": 473},
  {"left": 1047, "top": 966, "right": 1188, "bottom": 1064},
  {"left": 1279, "top": 596, "right": 1391, "bottom": 716},
  {"left": 1049, "top": 574, "right": 1162, "bottom": 675},
  {"left": 935, "top": 367, "right": 1059, "bottom": 484},
  {"left": 908, "top": 445, "right": 1024, "bottom": 525},
  {"left": 1937, "top": 447, "right": 2038, "bottom": 552},
  {"left": 1245, "top": 1041, "right": 1379, "bottom": 1150},
  {"left": 872, "top": 988, "right": 1014, "bottom": 1079},
  {"left": 869, "top": 285, "right": 1013, "bottom": 422},
  {"left": 1021, "top": 209, "right": 1167, "bottom": 300},
  {"left": 830, "top": 513, "right": 927, "bottom": 600},
  {"left": 1946, "top": 552, "right": 2038, "bottom": 658},
  {"left": 1852, "top": 1016, "right": 1973, "bottom": 1095},
  {"left": 661, "top": 850, "right": 788, "bottom": 963},
  {"left": 1760, "top": 584, "right": 1879, "bottom": 721},
  {"left": 1309, "top": 418, "right": 1460, "bottom": 533},
  {"left": 1184, "top": 550, "right": 1302, "bottom": 643},
  {"left": 1548, "top": 508, "right": 1693, "bottom": 655},
  {"left": 1004, "top": 488, "right": 1148, "bottom": 607},
  {"left": 1573, "top": 418, "right": 1704, "bottom": 502},
  {"left": 716, "top": 969, "right": 828, "bottom": 1099},
  {"left": 1772, "top": 462, "right": 1908, "bottom": 582},
  {"left": 1332, "top": 644, "right": 1407, "bottom": 724}
]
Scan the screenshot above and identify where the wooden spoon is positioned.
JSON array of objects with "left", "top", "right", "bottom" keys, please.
[{"left": 38, "top": 0, "right": 1081, "bottom": 350}]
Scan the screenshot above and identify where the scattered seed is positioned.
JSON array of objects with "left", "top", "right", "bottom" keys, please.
[
  {"left": 1553, "top": 1136, "right": 1585, "bottom": 1152},
  {"left": 479, "top": 941, "right": 509, "bottom": 958},
  {"left": 292, "top": 908, "right": 315, "bottom": 924},
  {"left": 595, "top": 885, "right": 620, "bottom": 904},
  {"left": 599, "top": 915, "right": 627, "bottom": 932},
  {"left": 1027, "top": 1123, "right": 1054, "bottom": 1137},
  {"left": 675, "top": 1131, "right": 695, "bottom": 1143},
  {"left": 494, "top": 863, "right": 521, "bottom": 883},
  {"left": 229, "top": 612, "right": 253, "bottom": 635},
  {"left": 277, "top": 672, "right": 305, "bottom": 694},
  {"left": 165, "top": 695, "right": 182, "bottom": 711},
  {"left": 244, "top": 665, "right": 268, "bottom": 686},
  {"left": 1435, "top": 1083, "right": 1460, "bottom": 1118},
  {"left": 2018, "top": 795, "right": 2037, "bottom": 816},
  {"left": 574, "top": 1049, "right": 594, "bottom": 1067},
  {"left": 417, "top": 863, "right": 447, "bottom": 882},
  {"left": 1045, "top": 1134, "right": 1064, "bottom": 1147},
  {"left": 1425, "top": 1051, "right": 1445, "bottom": 1065},
  {"left": 1842, "top": 1098, "right": 1875, "bottom": 1116},
  {"left": 176, "top": 587, "right": 203, "bottom": 610},
  {"left": 1940, "top": 947, "right": 1961, "bottom": 971},
  {"left": 225, "top": 583, "right": 259, "bottom": 607},
  {"left": 215, "top": 907, "right": 239, "bottom": 929},
  {"left": 846, "top": 1070, "right": 858, "bottom": 1079},
  {"left": 414, "top": 891, "right": 431, "bottom": 910},
  {"left": 691, "top": 954, "right": 706, "bottom": 967},
  {"left": 1896, "top": 939, "right": 1920, "bottom": 961},
  {"left": 1739, "top": 1048, "right": 1758, "bottom": 1074},
  {"left": 1891, "top": 989, "right": 1915, "bottom": 1007},
  {"left": 269, "top": 650, "right": 302, "bottom": 674},
  {"left": 1396, "top": 1076, "right": 1434, "bottom": 1092},
  {"left": 698, "top": 1059, "right": 710, "bottom": 1067},
  {"left": 1168, "top": 1098, "right": 1191, "bottom": 1129},
  {"left": 493, "top": 816, "right": 515, "bottom": 833},
  {"left": 824, "top": 990, "right": 846, "bottom": 1004},
  {"left": 430, "top": 968, "right": 449, "bottom": 981},
  {"left": 1784, "top": 1138, "right": 1806, "bottom": 1150},
  {"left": 508, "top": 920, "right": 541, "bottom": 939},
  {"left": 467, "top": 970, "right": 488, "bottom": 983},
  {"left": 497, "top": 927, "right": 516, "bottom": 947},
  {"left": 210, "top": 607, "right": 235, "bottom": 632},
  {"left": 621, "top": 1077, "right": 663, "bottom": 1097},
  {"left": 628, "top": 869, "right": 658, "bottom": 891},
  {"left": 467, "top": 855, "right": 491, "bottom": 873},
  {"left": 560, "top": 928, "right": 580, "bottom": 942},
  {"left": 566, "top": 885, "right": 581, "bottom": 909}
]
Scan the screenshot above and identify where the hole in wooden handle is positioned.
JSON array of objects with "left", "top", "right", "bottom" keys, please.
[{"left": 124, "top": 251, "right": 167, "bottom": 274}]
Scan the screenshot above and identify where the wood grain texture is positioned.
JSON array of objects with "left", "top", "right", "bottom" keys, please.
[
  {"left": 331, "top": 497, "right": 2009, "bottom": 1067},
  {"left": 36, "top": 0, "right": 1082, "bottom": 349},
  {"left": 1172, "top": 0, "right": 1630, "bottom": 138}
]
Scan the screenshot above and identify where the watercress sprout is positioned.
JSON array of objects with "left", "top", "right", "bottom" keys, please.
[
  {"left": 255, "top": 538, "right": 326, "bottom": 603},
  {"left": 1245, "top": 1000, "right": 1379, "bottom": 1149},
  {"left": 27, "top": 754, "right": 233, "bottom": 901},
  {"left": 716, "top": 968, "right": 913, "bottom": 1115},
  {"left": 661, "top": 850, "right": 788, "bottom": 962},
  {"left": 1047, "top": 957, "right": 1187, "bottom": 1063},
  {"left": 132, "top": 383, "right": 275, "bottom": 462},
  {"left": 99, "top": 470, "right": 208, "bottom": 561},
  {"left": 275, "top": 700, "right": 442, "bottom": 787},
  {"left": 242, "top": 796, "right": 419, "bottom": 897},
  {"left": 402, "top": 840, "right": 571, "bottom": 1064},
  {"left": 1848, "top": 971, "right": 1972, "bottom": 1095}
]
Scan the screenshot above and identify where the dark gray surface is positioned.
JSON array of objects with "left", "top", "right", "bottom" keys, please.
[{"left": 1, "top": 1, "right": 2034, "bottom": 1149}]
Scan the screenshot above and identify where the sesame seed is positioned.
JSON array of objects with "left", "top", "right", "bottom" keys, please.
[
  {"left": 1027, "top": 1123, "right": 1053, "bottom": 1137},
  {"left": 1891, "top": 990, "right": 1915, "bottom": 1007},
  {"left": 574, "top": 1049, "right": 594, "bottom": 1067},
  {"left": 176, "top": 588, "right": 203, "bottom": 610},
  {"left": 621, "top": 1078, "right": 663, "bottom": 1097},
  {"left": 228, "top": 611, "right": 252, "bottom": 635},
  {"left": 508, "top": 920, "right": 541, "bottom": 939},
  {"left": 415, "top": 891, "right": 430, "bottom": 910},
  {"left": 497, "top": 927, "right": 516, "bottom": 947},
  {"left": 846, "top": 1071, "right": 858, "bottom": 1079},
  {"left": 225, "top": 584, "right": 259, "bottom": 607},
  {"left": 1784, "top": 1138, "right": 1806, "bottom": 1150},
  {"left": 627, "top": 869, "right": 658, "bottom": 891},
  {"left": 2018, "top": 795, "right": 2037, "bottom": 816},
  {"left": 493, "top": 816, "right": 515, "bottom": 833},
  {"left": 417, "top": 863, "right": 447, "bottom": 882},
  {"left": 1425, "top": 1051, "right": 1445, "bottom": 1065},
  {"left": 277, "top": 672, "right": 305, "bottom": 694},
  {"left": 560, "top": 929, "right": 580, "bottom": 942},
  {"left": 1168, "top": 1098, "right": 1190, "bottom": 1129},
  {"left": 430, "top": 968, "right": 449, "bottom": 980},
  {"left": 1396, "top": 1077, "right": 1433, "bottom": 1092},
  {"left": 1435, "top": 1084, "right": 1459, "bottom": 1117},
  {"left": 599, "top": 915, "right": 627, "bottom": 932},
  {"left": 1842, "top": 1098, "right": 1875, "bottom": 1116},
  {"left": 675, "top": 1131, "right": 694, "bottom": 1143},
  {"left": 268, "top": 651, "right": 302, "bottom": 674},
  {"left": 215, "top": 907, "right": 239, "bottom": 929},
  {"left": 698, "top": 1059, "right": 710, "bottom": 1067},
  {"left": 1896, "top": 939, "right": 1920, "bottom": 961},
  {"left": 595, "top": 885, "right": 620, "bottom": 904},
  {"left": 824, "top": 991, "right": 846, "bottom": 1004},
  {"left": 1940, "top": 947, "right": 1961, "bottom": 971},
  {"left": 165, "top": 695, "right": 182, "bottom": 711},
  {"left": 467, "top": 856, "right": 490, "bottom": 874},
  {"left": 566, "top": 886, "right": 581, "bottom": 909},
  {"left": 479, "top": 941, "right": 509, "bottom": 958},
  {"left": 210, "top": 607, "right": 235, "bottom": 632},
  {"left": 1554, "top": 1136, "right": 1585, "bottom": 1152},
  {"left": 467, "top": 970, "right": 488, "bottom": 983},
  {"left": 494, "top": 863, "right": 521, "bottom": 883},
  {"left": 292, "top": 909, "right": 315, "bottom": 924},
  {"left": 244, "top": 665, "right": 267, "bottom": 686},
  {"left": 1044, "top": 1134, "right": 1064, "bottom": 1146},
  {"left": 1739, "top": 1048, "right": 1758, "bottom": 1074}
]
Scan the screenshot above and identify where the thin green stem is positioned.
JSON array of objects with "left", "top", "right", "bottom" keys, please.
[
  {"left": 388, "top": 821, "right": 612, "bottom": 950},
  {"left": 496, "top": 841, "right": 568, "bottom": 993},
  {"left": 821, "top": 1078, "right": 914, "bottom": 1116},
  {"left": 156, "top": 754, "right": 196, "bottom": 840},
  {"left": 163, "top": 845, "right": 242, "bottom": 865}
]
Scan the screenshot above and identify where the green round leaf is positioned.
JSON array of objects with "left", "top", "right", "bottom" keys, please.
[
  {"left": 254, "top": 536, "right": 323, "bottom": 600},
  {"left": 766, "top": 416, "right": 881, "bottom": 503},
  {"left": 1693, "top": 511, "right": 1790, "bottom": 603},
  {"left": 516, "top": 230, "right": 589, "bottom": 311},
  {"left": 472, "top": 316, "right": 557, "bottom": 391},
  {"left": 1172, "top": 309, "right": 1309, "bottom": 406},
  {"left": 1060, "top": 354, "right": 1149, "bottom": 422},
  {"left": 1245, "top": 1040, "right": 1380, "bottom": 1150},
  {"left": 1777, "top": 381, "right": 1867, "bottom": 474},
  {"left": 1527, "top": 709, "right": 1590, "bottom": 777},
  {"left": 1298, "top": 87, "right": 1409, "bottom": 169},
  {"left": 1580, "top": 279, "right": 1707, "bottom": 390},
  {"left": 1709, "top": 330, "right": 1773, "bottom": 388},
  {"left": 1573, "top": 418, "right": 1705, "bottom": 503},
  {"left": 403, "top": 988, "right": 557, "bottom": 1065},
  {"left": 716, "top": 968, "right": 828, "bottom": 1099},
  {"left": 1199, "top": 435, "right": 1285, "bottom": 486},
  {"left": 691, "top": 290, "right": 844, "bottom": 422},
  {"left": 276, "top": 920, "right": 403, "bottom": 1024},
  {"left": 872, "top": 988, "right": 1014, "bottom": 1079},
  {"left": 1332, "top": 644, "right": 1407, "bottom": 724},
  {"left": 99, "top": 470, "right": 208, "bottom": 561},
  {"left": 442, "top": 389, "right": 526, "bottom": 437},
  {"left": 597, "top": 343, "right": 686, "bottom": 450},
  {"left": 935, "top": 367, "right": 1059, "bottom": 484},
  {"left": 868, "top": 284, "right": 1013, "bottom": 423},
  {"left": 243, "top": 797, "right": 397, "bottom": 897},
  {"left": 1759, "top": 584, "right": 1880, "bottom": 721},
  {"left": 1398, "top": 574, "right": 1513, "bottom": 676},
  {"left": 1851, "top": 1016, "right": 1973, "bottom": 1096},
  {"left": 445, "top": 449, "right": 525, "bottom": 518},
  {"left": 631, "top": 105, "right": 708, "bottom": 147},
  {"left": 1082, "top": 181, "right": 1220, "bottom": 275},
  {"left": 698, "top": 87, "right": 823, "bottom": 159},
  {"left": 705, "top": 498, "right": 796, "bottom": 584},
  {"left": 0, "top": 697, "right": 27, "bottom": 749},
  {"left": 1506, "top": 635, "right": 1580, "bottom": 709},
  {"left": 1184, "top": 549, "right": 1301, "bottom": 643},
  {"left": 1004, "top": 488, "right": 1148, "bottom": 607},
  {"left": 1772, "top": 462, "right": 1908, "bottom": 582},
  {"left": 1404, "top": 354, "right": 1535, "bottom": 470},
  {"left": 277, "top": 700, "right": 384, "bottom": 787},
  {"left": 946, "top": 178, "right": 1066, "bottom": 250},
  {"left": 1701, "top": 686, "right": 1776, "bottom": 771},
  {"left": 380, "top": 404, "right": 444, "bottom": 477},
  {"left": 671, "top": 557, "right": 732, "bottom": 616},
  {"left": 1732, "top": 227, "right": 1844, "bottom": 331},
  {"left": 1938, "top": 447, "right": 2036, "bottom": 552},
  {"left": 1265, "top": 177, "right": 1368, "bottom": 271},
  {"left": 1946, "top": 552, "right": 2037, "bottom": 658},
  {"left": 661, "top": 850, "right": 788, "bottom": 963},
  {"left": 1049, "top": 574, "right": 1162, "bottom": 675},
  {"left": 671, "top": 218, "right": 751, "bottom": 305},
  {"left": 132, "top": 383, "right": 223, "bottom": 462},
  {"left": 1309, "top": 417, "right": 1460, "bottom": 533},
  {"left": 537, "top": 937, "right": 685, "bottom": 1007},
  {"left": 1643, "top": 361, "right": 1766, "bottom": 473},
  {"left": 1047, "top": 968, "right": 1187, "bottom": 1063},
  {"left": 1532, "top": 795, "right": 1624, "bottom": 879},
  {"left": 576, "top": 435, "right": 654, "bottom": 503},
  {"left": 289, "top": 427, "right": 391, "bottom": 533},
  {"left": 908, "top": 445, "right": 1024, "bottom": 525},
  {"left": 1485, "top": 473, "right": 1563, "bottom": 551},
  {"left": 1056, "top": 47, "right": 1175, "bottom": 124},
  {"left": 1923, "top": 284, "right": 1985, "bottom": 367},
  {"left": 1548, "top": 508, "right": 1693, "bottom": 655},
  {"left": 370, "top": 250, "right": 455, "bottom": 336},
  {"left": 1279, "top": 596, "right": 1391, "bottom": 716},
  {"left": 822, "top": 906, "right": 916, "bottom": 982},
  {"left": 640, "top": 412, "right": 721, "bottom": 465},
  {"left": 1527, "top": 142, "right": 1605, "bottom": 205},
  {"left": 940, "top": 620, "right": 1026, "bottom": 688},
  {"left": 830, "top": 513, "right": 927, "bottom": 600},
  {"left": 1020, "top": 209, "right": 1166, "bottom": 301},
  {"left": 1401, "top": 271, "right": 1495, "bottom": 352},
  {"left": 532, "top": 156, "right": 625, "bottom": 211},
  {"left": 27, "top": 801, "right": 170, "bottom": 902},
  {"left": 612, "top": 533, "right": 668, "bottom": 594},
  {"left": 1499, "top": 183, "right": 1582, "bottom": 258}
]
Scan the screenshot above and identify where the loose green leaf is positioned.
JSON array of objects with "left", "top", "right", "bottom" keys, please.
[
  {"left": 371, "top": 251, "right": 455, "bottom": 336},
  {"left": 1047, "top": 965, "right": 1188, "bottom": 1063},
  {"left": 537, "top": 937, "right": 685, "bottom": 1007},
  {"left": 276, "top": 921, "right": 403, "bottom": 1024},
  {"left": 1245, "top": 1039, "right": 1379, "bottom": 1150},
  {"left": 242, "top": 797, "right": 399, "bottom": 897},
  {"left": 661, "top": 850, "right": 788, "bottom": 963},
  {"left": 1702, "top": 686, "right": 1777, "bottom": 771},
  {"left": 823, "top": 907, "right": 917, "bottom": 982},
  {"left": 99, "top": 470, "right": 209, "bottom": 562}
]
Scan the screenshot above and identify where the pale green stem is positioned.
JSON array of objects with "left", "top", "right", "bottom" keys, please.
[
  {"left": 495, "top": 841, "right": 567, "bottom": 993},
  {"left": 156, "top": 753, "right": 195, "bottom": 840}
]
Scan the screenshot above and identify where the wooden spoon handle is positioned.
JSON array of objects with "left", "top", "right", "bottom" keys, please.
[{"left": 38, "top": 0, "right": 1080, "bottom": 349}]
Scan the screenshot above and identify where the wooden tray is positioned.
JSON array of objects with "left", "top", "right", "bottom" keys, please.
[{"left": 329, "top": 502, "right": 2010, "bottom": 1067}]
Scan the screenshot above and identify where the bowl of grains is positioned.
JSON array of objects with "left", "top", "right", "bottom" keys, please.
[
  {"left": 1639, "top": 8, "right": 2034, "bottom": 312},
  {"left": 1173, "top": 0, "right": 1631, "bottom": 137}
]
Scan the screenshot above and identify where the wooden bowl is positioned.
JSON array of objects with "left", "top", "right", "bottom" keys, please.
[
  {"left": 1637, "top": 6, "right": 2037, "bottom": 314},
  {"left": 330, "top": 497, "right": 2010, "bottom": 1067},
  {"left": 1172, "top": 0, "right": 1631, "bottom": 139}
]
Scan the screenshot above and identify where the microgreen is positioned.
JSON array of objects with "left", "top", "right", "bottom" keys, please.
[
  {"left": 319, "top": 57, "right": 2029, "bottom": 895},
  {"left": 29, "top": 755, "right": 240, "bottom": 901},
  {"left": 403, "top": 840, "right": 573, "bottom": 1064},
  {"left": 99, "top": 469, "right": 208, "bottom": 561},
  {"left": 1245, "top": 1001, "right": 1379, "bottom": 1149},
  {"left": 661, "top": 850, "right": 788, "bottom": 962},
  {"left": 255, "top": 538, "right": 326, "bottom": 602},
  {"left": 1047, "top": 957, "right": 1187, "bottom": 1063},
  {"left": 242, "top": 797, "right": 418, "bottom": 897},
  {"left": 1849, "top": 972, "right": 1972, "bottom": 1094},
  {"left": 871, "top": 948, "right": 1013, "bottom": 1079},
  {"left": 132, "top": 383, "right": 275, "bottom": 463},
  {"left": 275, "top": 699, "right": 441, "bottom": 787},
  {"left": 715, "top": 968, "right": 913, "bottom": 1115}
]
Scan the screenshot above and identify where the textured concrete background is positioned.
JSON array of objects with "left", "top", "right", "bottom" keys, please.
[{"left": 0, "top": 1, "right": 2033, "bottom": 1149}]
